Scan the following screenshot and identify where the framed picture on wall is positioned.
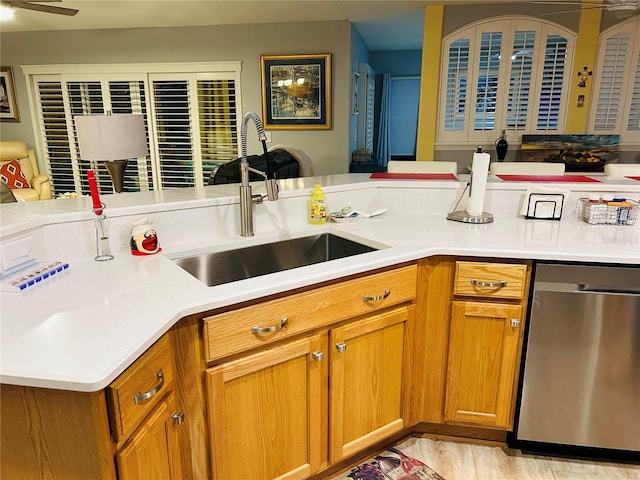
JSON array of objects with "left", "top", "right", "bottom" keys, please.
[
  {"left": 260, "top": 53, "right": 331, "bottom": 130},
  {"left": 0, "top": 67, "right": 20, "bottom": 122}
]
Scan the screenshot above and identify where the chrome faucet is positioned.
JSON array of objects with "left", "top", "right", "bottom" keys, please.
[{"left": 239, "top": 111, "right": 279, "bottom": 237}]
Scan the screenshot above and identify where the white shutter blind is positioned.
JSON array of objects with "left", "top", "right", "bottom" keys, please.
[
  {"left": 444, "top": 38, "right": 470, "bottom": 132},
  {"left": 439, "top": 19, "right": 573, "bottom": 144},
  {"left": 33, "top": 78, "right": 76, "bottom": 194},
  {"left": 536, "top": 34, "right": 568, "bottom": 131},
  {"left": 109, "top": 80, "right": 152, "bottom": 191},
  {"left": 356, "top": 63, "right": 375, "bottom": 151},
  {"left": 474, "top": 31, "right": 502, "bottom": 131},
  {"left": 590, "top": 17, "right": 640, "bottom": 145},
  {"left": 507, "top": 30, "right": 536, "bottom": 131},
  {"left": 197, "top": 77, "right": 239, "bottom": 185},
  {"left": 65, "top": 79, "right": 151, "bottom": 194},
  {"left": 151, "top": 79, "right": 195, "bottom": 189},
  {"left": 365, "top": 72, "right": 375, "bottom": 150},
  {"left": 593, "top": 34, "right": 628, "bottom": 130},
  {"left": 24, "top": 63, "right": 242, "bottom": 195},
  {"left": 627, "top": 49, "right": 640, "bottom": 131}
]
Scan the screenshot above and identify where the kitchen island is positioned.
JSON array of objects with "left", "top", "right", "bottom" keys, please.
[{"left": 1, "top": 173, "right": 638, "bottom": 479}]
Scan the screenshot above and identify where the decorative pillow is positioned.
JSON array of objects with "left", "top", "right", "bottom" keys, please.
[{"left": 0, "top": 159, "right": 30, "bottom": 189}]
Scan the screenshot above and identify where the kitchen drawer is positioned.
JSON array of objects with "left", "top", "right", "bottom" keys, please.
[
  {"left": 454, "top": 261, "right": 527, "bottom": 300},
  {"left": 203, "top": 264, "right": 417, "bottom": 362},
  {"left": 107, "top": 335, "right": 175, "bottom": 442}
]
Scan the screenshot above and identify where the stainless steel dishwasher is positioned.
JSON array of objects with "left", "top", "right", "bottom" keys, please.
[{"left": 516, "top": 262, "right": 640, "bottom": 453}]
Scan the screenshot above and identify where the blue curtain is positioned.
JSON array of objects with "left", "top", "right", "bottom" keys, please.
[{"left": 375, "top": 73, "right": 391, "bottom": 168}]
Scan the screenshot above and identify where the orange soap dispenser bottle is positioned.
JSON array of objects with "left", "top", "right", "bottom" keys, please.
[{"left": 308, "top": 184, "right": 327, "bottom": 224}]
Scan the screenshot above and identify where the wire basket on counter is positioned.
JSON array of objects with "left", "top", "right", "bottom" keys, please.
[{"left": 575, "top": 198, "right": 639, "bottom": 225}]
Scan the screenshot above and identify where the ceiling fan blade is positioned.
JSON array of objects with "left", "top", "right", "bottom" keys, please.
[
  {"left": 530, "top": 1, "right": 605, "bottom": 4},
  {"left": 8, "top": 2, "right": 78, "bottom": 16},
  {"left": 539, "top": 5, "right": 606, "bottom": 14}
]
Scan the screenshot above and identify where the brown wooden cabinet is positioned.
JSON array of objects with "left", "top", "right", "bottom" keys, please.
[
  {"left": 206, "top": 333, "right": 328, "bottom": 480},
  {"left": 330, "top": 306, "right": 411, "bottom": 463},
  {"left": 116, "top": 391, "right": 183, "bottom": 480},
  {"left": 413, "top": 257, "right": 531, "bottom": 434},
  {"left": 204, "top": 306, "right": 413, "bottom": 480},
  {"left": 0, "top": 333, "right": 186, "bottom": 480},
  {"left": 444, "top": 301, "right": 523, "bottom": 429},
  {"left": 444, "top": 260, "right": 529, "bottom": 431},
  {"left": 202, "top": 265, "right": 417, "bottom": 480},
  {"left": 109, "top": 335, "right": 185, "bottom": 479},
  {"left": 2, "top": 256, "right": 536, "bottom": 479}
]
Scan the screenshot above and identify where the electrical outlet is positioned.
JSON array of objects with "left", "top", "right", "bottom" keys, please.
[{"left": 265, "top": 132, "right": 272, "bottom": 143}]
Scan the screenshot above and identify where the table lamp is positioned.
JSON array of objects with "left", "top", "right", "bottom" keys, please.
[{"left": 75, "top": 113, "right": 148, "bottom": 193}]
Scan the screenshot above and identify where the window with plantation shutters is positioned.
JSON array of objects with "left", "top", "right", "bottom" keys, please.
[
  {"left": 590, "top": 17, "right": 640, "bottom": 145},
  {"left": 474, "top": 32, "right": 502, "bottom": 131},
  {"left": 439, "top": 18, "right": 574, "bottom": 146},
  {"left": 23, "top": 63, "right": 242, "bottom": 196},
  {"left": 628, "top": 51, "right": 640, "bottom": 132},
  {"left": 356, "top": 63, "right": 375, "bottom": 151},
  {"left": 444, "top": 38, "right": 470, "bottom": 133},
  {"left": 507, "top": 31, "right": 535, "bottom": 131}
]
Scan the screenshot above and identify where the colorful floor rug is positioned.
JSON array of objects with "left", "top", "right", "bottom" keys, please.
[{"left": 341, "top": 447, "right": 445, "bottom": 480}]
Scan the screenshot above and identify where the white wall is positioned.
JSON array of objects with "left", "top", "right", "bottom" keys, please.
[{"left": 0, "top": 20, "right": 353, "bottom": 175}]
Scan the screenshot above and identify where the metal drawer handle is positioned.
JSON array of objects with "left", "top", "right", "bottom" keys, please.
[
  {"left": 133, "top": 369, "right": 164, "bottom": 405},
  {"left": 363, "top": 289, "right": 390, "bottom": 302},
  {"left": 335, "top": 342, "right": 347, "bottom": 352},
  {"left": 251, "top": 317, "right": 288, "bottom": 335},
  {"left": 471, "top": 279, "right": 507, "bottom": 288}
]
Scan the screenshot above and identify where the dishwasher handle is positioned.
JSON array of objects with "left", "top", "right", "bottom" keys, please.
[
  {"left": 578, "top": 284, "right": 640, "bottom": 295},
  {"left": 535, "top": 281, "right": 640, "bottom": 295}
]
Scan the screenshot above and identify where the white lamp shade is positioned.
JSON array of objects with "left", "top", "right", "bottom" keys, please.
[{"left": 75, "top": 114, "right": 148, "bottom": 161}]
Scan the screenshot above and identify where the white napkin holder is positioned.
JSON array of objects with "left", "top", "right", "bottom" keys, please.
[{"left": 520, "top": 186, "right": 569, "bottom": 220}]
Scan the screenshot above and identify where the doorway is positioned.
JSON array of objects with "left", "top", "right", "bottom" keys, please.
[{"left": 389, "top": 76, "right": 420, "bottom": 160}]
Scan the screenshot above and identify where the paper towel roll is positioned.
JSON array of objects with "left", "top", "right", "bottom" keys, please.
[{"left": 467, "top": 149, "right": 491, "bottom": 216}]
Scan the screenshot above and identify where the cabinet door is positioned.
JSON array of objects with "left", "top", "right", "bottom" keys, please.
[
  {"left": 444, "top": 301, "right": 522, "bottom": 429},
  {"left": 116, "top": 392, "right": 183, "bottom": 480},
  {"left": 330, "top": 306, "right": 411, "bottom": 463},
  {"left": 206, "top": 333, "right": 328, "bottom": 480}
]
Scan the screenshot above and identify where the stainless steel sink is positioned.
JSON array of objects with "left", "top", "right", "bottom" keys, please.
[{"left": 172, "top": 233, "right": 380, "bottom": 287}]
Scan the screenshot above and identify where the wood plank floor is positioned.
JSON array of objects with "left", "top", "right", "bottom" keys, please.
[{"left": 331, "top": 437, "right": 640, "bottom": 480}]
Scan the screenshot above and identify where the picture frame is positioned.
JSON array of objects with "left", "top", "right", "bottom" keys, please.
[
  {"left": 0, "top": 66, "right": 20, "bottom": 122},
  {"left": 260, "top": 53, "right": 331, "bottom": 130}
]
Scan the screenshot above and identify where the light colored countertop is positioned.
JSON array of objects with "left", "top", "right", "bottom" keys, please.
[{"left": 1, "top": 173, "right": 639, "bottom": 392}]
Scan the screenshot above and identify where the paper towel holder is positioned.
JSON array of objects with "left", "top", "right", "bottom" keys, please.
[{"left": 447, "top": 154, "right": 493, "bottom": 223}]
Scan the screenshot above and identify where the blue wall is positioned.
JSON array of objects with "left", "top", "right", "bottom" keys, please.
[{"left": 369, "top": 50, "right": 422, "bottom": 76}]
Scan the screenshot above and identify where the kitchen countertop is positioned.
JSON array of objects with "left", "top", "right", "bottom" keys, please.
[{"left": 1, "top": 173, "right": 639, "bottom": 392}]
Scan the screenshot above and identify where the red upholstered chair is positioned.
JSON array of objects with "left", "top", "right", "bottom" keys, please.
[{"left": 0, "top": 141, "right": 52, "bottom": 201}]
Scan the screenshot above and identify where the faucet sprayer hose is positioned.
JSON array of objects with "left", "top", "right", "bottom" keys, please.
[
  {"left": 261, "top": 140, "right": 275, "bottom": 179},
  {"left": 241, "top": 111, "right": 274, "bottom": 180}
]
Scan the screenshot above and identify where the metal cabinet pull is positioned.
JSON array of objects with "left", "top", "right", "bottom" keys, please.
[
  {"left": 312, "top": 351, "right": 324, "bottom": 361},
  {"left": 251, "top": 317, "right": 288, "bottom": 334},
  {"left": 133, "top": 369, "right": 164, "bottom": 405},
  {"left": 172, "top": 411, "right": 185, "bottom": 425},
  {"left": 510, "top": 318, "right": 520, "bottom": 328},
  {"left": 471, "top": 279, "right": 507, "bottom": 288},
  {"left": 335, "top": 342, "right": 347, "bottom": 352},
  {"left": 363, "top": 289, "right": 390, "bottom": 302}
]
